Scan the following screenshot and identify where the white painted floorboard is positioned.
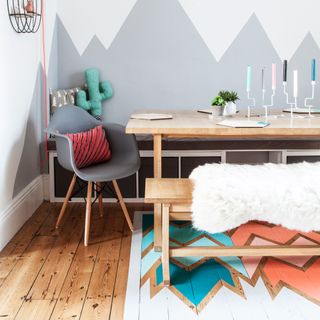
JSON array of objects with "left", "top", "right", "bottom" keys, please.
[{"left": 125, "top": 213, "right": 320, "bottom": 320}]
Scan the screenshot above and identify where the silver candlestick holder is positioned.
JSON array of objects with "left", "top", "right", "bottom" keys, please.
[
  {"left": 283, "top": 82, "right": 297, "bottom": 118},
  {"left": 247, "top": 91, "right": 256, "bottom": 118},
  {"left": 263, "top": 89, "right": 276, "bottom": 118},
  {"left": 304, "top": 81, "right": 316, "bottom": 118}
]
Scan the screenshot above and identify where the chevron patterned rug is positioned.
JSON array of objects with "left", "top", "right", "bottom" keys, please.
[{"left": 124, "top": 212, "right": 320, "bottom": 320}]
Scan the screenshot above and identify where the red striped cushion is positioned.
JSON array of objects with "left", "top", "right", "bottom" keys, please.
[{"left": 66, "top": 125, "right": 111, "bottom": 168}]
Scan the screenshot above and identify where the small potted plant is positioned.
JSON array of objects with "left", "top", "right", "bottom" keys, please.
[
  {"left": 218, "top": 90, "right": 239, "bottom": 116},
  {"left": 211, "top": 95, "right": 225, "bottom": 117}
]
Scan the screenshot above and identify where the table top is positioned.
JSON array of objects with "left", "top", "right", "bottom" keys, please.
[{"left": 126, "top": 110, "right": 320, "bottom": 138}]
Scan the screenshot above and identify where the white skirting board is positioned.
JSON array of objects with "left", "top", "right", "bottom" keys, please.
[
  {"left": 0, "top": 175, "right": 44, "bottom": 251},
  {"left": 42, "top": 174, "right": 50, "bottom": 201}
]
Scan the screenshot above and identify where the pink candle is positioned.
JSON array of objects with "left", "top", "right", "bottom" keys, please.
[{"left": 272, "top": 63, "right": 276, "bottom": 90}]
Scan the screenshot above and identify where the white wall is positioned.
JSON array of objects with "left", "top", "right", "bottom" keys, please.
[
  {"left": 57, "top": 0, "right": 320, "bottom": 60},
  {"left": 0, "top": 1, "right": 41, "bottom": 213},
  {"left": 179, "top": 0, "right": 320, "bottom": 60},
  {"left": 57, "top": 0, "right": 137, "bottom": 55},
  {"left": 0, "top": 1, "right": 57, "bottom": 247}
]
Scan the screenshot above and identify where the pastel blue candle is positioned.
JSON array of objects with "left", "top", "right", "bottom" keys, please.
[
  {"left": 246, "top": 66, "right": 251, "bottom": 92},
  {"left": 312, "top": 58, "right": 316, "bottom": 82}
]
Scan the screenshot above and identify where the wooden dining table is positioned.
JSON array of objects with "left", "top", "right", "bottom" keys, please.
[{"left": 126, "top": 110, "right": 320, "bottom": 251}]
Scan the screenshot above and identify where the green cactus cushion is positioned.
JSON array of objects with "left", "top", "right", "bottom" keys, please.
[{"left": 76, "top": 68, "right": 113, "bottom": 120}]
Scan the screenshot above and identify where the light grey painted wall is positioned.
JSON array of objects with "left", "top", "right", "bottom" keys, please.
[
  {"left": 289, "top": 33, "right": 320, "bottom": 106},
  {"left": 217, "top": 14, "right": 285, "bottom": 108},
  {"left": 7, "top": 0, "right": 320, "bottom": 199},
  {"left": 54, "top": 0, "right": 320, "bottom": 125},
  {"left": 13, "top": 65, "right": 45, "bottom": 197},
  {"left": 57, "top": 0, "right": 217, "bottom": 124},
  {"left": 48, "top": 19, "right": 59, "bottom": 91}
]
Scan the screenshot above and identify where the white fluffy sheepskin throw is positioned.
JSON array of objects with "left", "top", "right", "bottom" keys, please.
[{"left": 190, "top": 162, "right": 320, "bottom": 233}]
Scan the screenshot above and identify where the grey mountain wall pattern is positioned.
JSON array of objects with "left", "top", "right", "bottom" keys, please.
[
  {"left": 53, "top": 0, "right": 320, "bottom": 124},
  {"left": 13, "top": 64, "right": 46, "bottom": 197},
  {"left": 11, "top": 0, "right": 320, "bottom": 202}
]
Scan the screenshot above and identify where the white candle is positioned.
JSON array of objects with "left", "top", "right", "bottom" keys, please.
[
  {"left": 293, "top": 70, "right": 298, "bottom": 97},
  {"left": 246, "top": 66, "right": 251, "bottom": 92},
  {"left": 272, "top": 63, "right": 276, "bottom": 90}
]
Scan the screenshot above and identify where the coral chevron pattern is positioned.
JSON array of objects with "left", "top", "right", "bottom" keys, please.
[{"left": 140, "top": 215, "right": 320, "bottom": 315}]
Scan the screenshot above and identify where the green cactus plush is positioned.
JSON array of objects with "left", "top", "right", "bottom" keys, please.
[{"left": 76, "top": 68, "right": 113, "bottom": 119}]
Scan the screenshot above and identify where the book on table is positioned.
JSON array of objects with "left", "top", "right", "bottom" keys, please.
[
  {"left": 217, "top": 120, "right": 270, "bottom": 128},
  {"left": 130, "top": 113, "right": 173, "bottom": 120}
]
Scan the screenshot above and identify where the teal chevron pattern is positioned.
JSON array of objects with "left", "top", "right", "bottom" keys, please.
[{"left": 140, "top": 215, "right": 248, "bottom": 309}]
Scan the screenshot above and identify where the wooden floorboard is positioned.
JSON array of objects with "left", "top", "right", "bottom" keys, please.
[
  {"left": 80, "top": 208, "right": 125, "bottom": 320},
  {"left": 0, "top": 201, "right": 149, "bottom": 320},
  {"left": 110, "top": 216, "right": 133, "bottom": 320},
  {"left": 0, "top": 202, "right": 52, "bottom": 283},
  {"left": 49, "top": 240, "right": 100, "bottom": 320},
  {"left": 0, "top": 235, "right": 55, "bottom": 319},
  {"left": 15, "top": 300, "right": 56, "bottom": 320},
  {"left": 26, "top": 203, "right": 84, "bottom": 301}
]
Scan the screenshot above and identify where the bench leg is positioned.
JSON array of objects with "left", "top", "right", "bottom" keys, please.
[
  {"left": 154, "top": 204, "right": 162, "bottom": 252},
  {"left": 153, "top": 134, "right": 162, "bottom": 252},
  {"left": 162, "top": 204, "right": 170, "bottom": 286}
]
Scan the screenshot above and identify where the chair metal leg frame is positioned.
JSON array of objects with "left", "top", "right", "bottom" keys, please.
[
  {"left": 162, "top": 204, "right": 170, "bottom": 286},
  {"left": 96, "top": 182, "right": 104, "bottom": 218},
  {"left": 112, "top": 180, "right": 134, "bottom": 232},
  {"left": 56, "top": 174, "right": 77, "bottom": 229},
  {"left": 84, "top": 181, "right": 93, "bottom": 246}
]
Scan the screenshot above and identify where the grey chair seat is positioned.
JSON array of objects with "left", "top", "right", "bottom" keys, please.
[{"left": 76, "top": 149, "right": 140, "bottom": 182}]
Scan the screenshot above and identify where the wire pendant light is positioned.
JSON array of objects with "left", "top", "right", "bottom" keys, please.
[{"left": 7, "top": 0, "right": 42, "bottom": 33}]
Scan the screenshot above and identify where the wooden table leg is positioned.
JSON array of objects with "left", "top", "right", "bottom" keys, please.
[
  {"left": 162, "top": 204, "right": 170, "bottom": 286},
  {"left": 154, "top": 134, "right": 162, "bottom": 178},
  {"left": 154, "top": 134, "right": 162, "bottom": 252}
]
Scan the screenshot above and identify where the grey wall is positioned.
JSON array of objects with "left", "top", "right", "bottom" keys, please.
[
  {"left": 48, "top": 20, "right": 59, "bottom": 91},
  {"left": 13, "top": 65, "right": 46, "bottom": 197},
  {"left": 54, "top": 0, "right": 320, "bottom": 125}
]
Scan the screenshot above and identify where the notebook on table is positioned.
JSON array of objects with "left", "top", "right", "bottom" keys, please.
[
  {"left": 130, "top": 113, "right": 173, "bottom": 120},
  {"left": 217, "top": 120, "right": 270, "bottom": 128}
]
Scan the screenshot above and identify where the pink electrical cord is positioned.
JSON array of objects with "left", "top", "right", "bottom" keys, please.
[{"left": 41, "top": 0, "right": 49, "bottom": 163}]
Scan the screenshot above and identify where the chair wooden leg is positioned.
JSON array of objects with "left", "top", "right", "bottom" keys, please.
[
  {"left": 97, "top": 182, "right": 104, "bottom": 218},
  {"left": 162, "top": 204, "right": 170, "bottom": 286},
  {"left": 84, "top": 181, "right": 93, "bottom": 246},
  {"left": 112, "top": 180, "right": 134, "bottom": 232},
  {"left": 56, "top": 174, "right": 77, "bottom": 229}
]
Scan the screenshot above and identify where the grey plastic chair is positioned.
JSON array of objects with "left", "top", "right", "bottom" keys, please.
[{"left": 46, "top": 105, "right": 140, "bottom": 246}]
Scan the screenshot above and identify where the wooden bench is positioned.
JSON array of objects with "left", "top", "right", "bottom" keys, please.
[{"left": 145, "top": 178, "right": 320, "bottom": 286}]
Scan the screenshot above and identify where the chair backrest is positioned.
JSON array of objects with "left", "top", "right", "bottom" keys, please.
[
  {"left": 47, "top": 105, "right": 100, "bottom": 134},
  {"left": 46, "top": 105, "right": 100, "bottom": 172}
]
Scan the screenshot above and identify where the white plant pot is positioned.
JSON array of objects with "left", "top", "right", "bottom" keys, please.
[
  {"left": 223, "top": 102, "right": 237, "bottom": 116},
  {"left": 211, "top": 105, "right": 224, "bottom": 117}
]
